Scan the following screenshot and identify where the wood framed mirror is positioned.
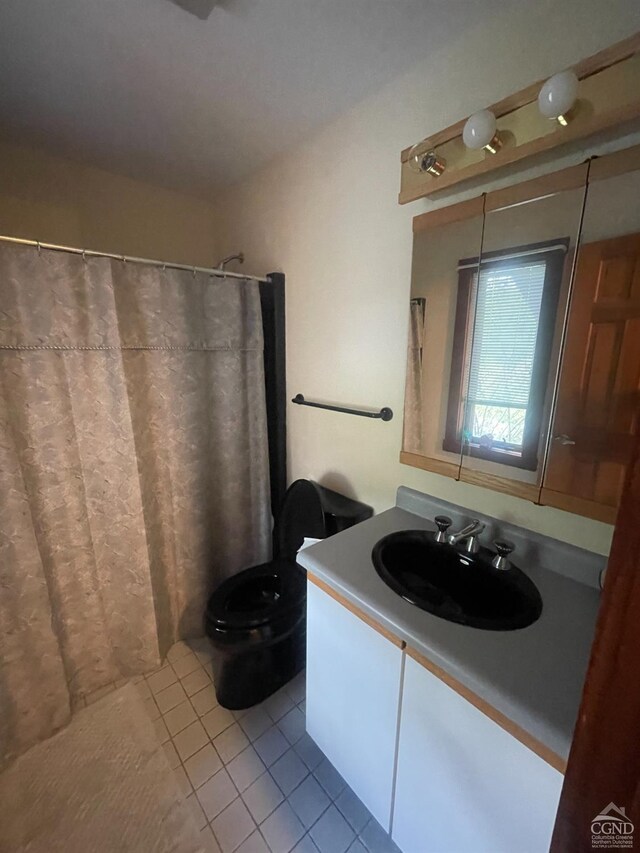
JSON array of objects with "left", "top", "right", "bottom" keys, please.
[{"left": 401, "top": 144, "right": 640, "bottom": 523}]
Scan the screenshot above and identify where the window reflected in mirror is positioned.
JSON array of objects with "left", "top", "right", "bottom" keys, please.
[{"left": 445, "top": 239, "right": 567, "bottom": 471}]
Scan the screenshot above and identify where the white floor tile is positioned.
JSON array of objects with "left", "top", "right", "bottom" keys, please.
[
  {"left": 270, "top": 749, "right": 309, "bottom": 796},
  {"left": 294, "top": 735, "right": 324, "bottom": 772},
  {"left": 288, "top": 775, "right": 330, "bottom": 829},
  {"left": 358, "top": 819, "right": 401, "bottom": 853},
  {"left": 184, "top": 743, "right": 223, "bottom": 790},
  {"left": 173, "top": 719, "right": 209, "bottom": 761},
  {"left": 239, "top": 706, "right": 273, "bottom": 742},
  {"left": 335, "top": 787, "right": 372, "bottom": 834},
  {"left": 285, "top": 673, "right": 306, "bottom": 705},
  {"left": 163, "top": 699, "right": 197, "bottom": 736},
  {"left": 278, "top": 707, "right": 306, "bottom": 745},
  {"left": 199, "top": 825, "right": 223, "bottom": 853},
  {"left": 254, "top": 725, "right": 289, "bottom": 767},
  {"left": 167, "top": 641, "right": 193, "bottom": 663},
  {"left": 292, "top": 836, "right": 321, "bottom": 853},
  {"left": 309, "top": 805, "right": 355, "bottom": 853},
  {"left": 173, "top": 652, "right": 201, "bottom": 680},
  {"left": 314, "top": 758, "right": 346, "bottom": 799},
  {"left": 196, "top": 769, "right": 238, "bottom": 822},
  {"left": 202, "top": 705, "right": 235, "bottom": 739},
  {"left": 210, "top": 797, "right": 255, "bottom": 853},
  {"left": 264, "top": 688, "right": 295, "bottom": 722},
  {"left": 181, "top": 666, "right": 211, "bottom": 697},
  {"left": 214, "top": 722, "right": 250, "bottom": 764},
  {"left": 154, "top": 681, "right": 188, "bottom": 714},
  {"left": 242, "top": 771, "right": 284, "bottom": 825},
  {"left": 236, "top": 829, "right": 270, "bottom": 853},
  {"left": 261, "top": 801, "right": 305, "bottom": 853},
  {"left": 191, "top": 683, "right": 219, "bottom": 717},
  {"left": 226, "top": 745, "right": 266, "bottom": 792},
  {"left": 146, "top": 666, "right": 178, "bottom": 695}
]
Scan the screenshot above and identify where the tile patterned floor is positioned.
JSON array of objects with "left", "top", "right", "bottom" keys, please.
[{"left": 128, "top": 638, "right": 402, "bottom": 853}]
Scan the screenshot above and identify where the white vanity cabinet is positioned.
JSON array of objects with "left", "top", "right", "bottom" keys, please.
[
  {"left": 392, "top": 654, "right": 564, "bottom": 853},
  {"left": 305, "top": 579, "right": 404, "bottom": 830}
]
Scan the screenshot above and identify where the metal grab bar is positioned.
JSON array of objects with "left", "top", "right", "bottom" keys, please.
[{"left": 292, "top": 394, "right": 393, "bottom": 421}]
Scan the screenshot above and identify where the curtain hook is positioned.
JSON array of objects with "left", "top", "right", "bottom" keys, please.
[
  {"left": 82, "top": 250, "right": 87, "bottom": 262},
  {"left": 121, "top": 255, "right": 127, "bottom": 264},
  {"left": 192, "top": 266, "right": 197, "bottom": 278},
  {"left": 36, "top": 241, "right": 41, "bottom": 255}
]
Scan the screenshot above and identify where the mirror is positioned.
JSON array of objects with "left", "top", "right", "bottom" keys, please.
[
  {"left": 541, "top": 164, "right": 640, "bottom": 523},
  {"left": 403, "top": 206, "right": 483, "bottom": 472},
  {"left": 401, "top": 146, "right": 640, "bottom": 522}
]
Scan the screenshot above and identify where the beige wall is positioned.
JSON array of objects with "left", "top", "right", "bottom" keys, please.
[
  {"left": 218, "top": 0, "right": 640, "bottom": 556},
  {"left": 0, "top": 140, "right": 221, "bottom": 266}
]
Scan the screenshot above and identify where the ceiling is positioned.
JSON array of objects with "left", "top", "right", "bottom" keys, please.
[{"left": 0, "top": 0, "right": 509, "bottom": 197}]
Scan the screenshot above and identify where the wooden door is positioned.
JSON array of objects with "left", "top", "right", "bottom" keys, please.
[
  {"left": 542, "top": 232, "right": 640, "bottom": 523},
  {"left": 550, "top": 396, "right": 640, "bottom": 852}
]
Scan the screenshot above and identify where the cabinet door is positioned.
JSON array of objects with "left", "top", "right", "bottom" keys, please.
[
  {"left": 306, "top": 580, "right": 403, "bottom": 831},
  {"left": 392, "top": 655, "right": 563, "bottom": 853}
]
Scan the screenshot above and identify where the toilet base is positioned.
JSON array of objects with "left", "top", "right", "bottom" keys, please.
[{"left": 209, "top": 626, "right": 306, "bottom": 710}]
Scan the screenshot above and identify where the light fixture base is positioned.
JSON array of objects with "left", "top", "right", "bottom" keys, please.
[{"left": 483, "top": 133, "right": 503, "bottom": 155}]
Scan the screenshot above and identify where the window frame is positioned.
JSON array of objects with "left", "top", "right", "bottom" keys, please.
[{"left": 443, "top": 239, "right": 568, "bottom": 471}]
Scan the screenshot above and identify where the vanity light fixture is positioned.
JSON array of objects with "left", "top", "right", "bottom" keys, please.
[
  {"left": 462, "top": 109, "right": 502, "bottom": 154},
  {"left": 407, "top": 142, "right": 446, "bottom": 177},
  {"left": 538, "top": 70, "right": 579, "bottom": 126}
]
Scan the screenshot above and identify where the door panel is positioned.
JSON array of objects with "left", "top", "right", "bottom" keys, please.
[
  {"left": 393, "top": 655, "right": 563, "bottom": 853},
  {"left": 305, "top": 580, "right": 403, "bottom": 831}
]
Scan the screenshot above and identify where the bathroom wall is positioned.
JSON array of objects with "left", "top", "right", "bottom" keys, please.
[
  {"left": 0, "top": 140, "right": 221, "bottom": 266},
  {"left": 217, "top": 0, "right": 640, "bottom": 556}
]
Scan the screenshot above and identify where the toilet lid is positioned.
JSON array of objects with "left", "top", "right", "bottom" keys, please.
[
  {"left": 206, "top": 559, "right": 306, "bottom": 630},
  {"left": 276, "top": 479, "right": 327, "bottom": 561}
]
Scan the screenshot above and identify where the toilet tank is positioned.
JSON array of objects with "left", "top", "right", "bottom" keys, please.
[{"left": 315, "top": 484, "right": 373, "bottom": 535}]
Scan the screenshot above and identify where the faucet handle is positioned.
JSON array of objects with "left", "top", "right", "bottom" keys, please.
[
  {"left": 434, "top": 515, "right": 452, "bottom": 543},
  {"left": 492, "top": 539, "right": 515, "bottom": 571}
]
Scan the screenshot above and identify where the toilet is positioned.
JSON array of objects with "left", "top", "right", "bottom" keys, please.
[{"left": 204, "top": 479, "right": 372, "bottom": 709}]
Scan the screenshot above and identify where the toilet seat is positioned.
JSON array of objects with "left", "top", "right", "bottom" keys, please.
[
  {"left": 205, "top": 559, "right": 305, "bottom": 631},
  {"left": 205, "top": 479, "right": 327, "bottom": 634}
]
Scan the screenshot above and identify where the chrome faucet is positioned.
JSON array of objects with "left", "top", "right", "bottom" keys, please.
[{"left": 447, "top": 519, "right": 486, "bottom": 555}]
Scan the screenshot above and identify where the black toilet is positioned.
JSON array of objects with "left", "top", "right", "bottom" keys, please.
[{"left": 204, "top": 479, "right": 372, "bottom": 709}]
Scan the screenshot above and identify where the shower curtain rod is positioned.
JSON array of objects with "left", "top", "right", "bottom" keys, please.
[{"left": 0, "top": 234, "right": 271, "bottom": 283}]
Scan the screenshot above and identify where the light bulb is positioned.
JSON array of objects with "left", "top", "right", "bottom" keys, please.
[
  {"left": 538, "top": 70, "right": 579, "bottom": 126},
  {"left": 462, "top": 110, "right": 502, "bottom": 154},
  {"left": 407, "top": 142, "right": 446, "bottom": 177}
]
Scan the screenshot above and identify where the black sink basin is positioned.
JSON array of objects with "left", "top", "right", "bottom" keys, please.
[{"left": 372, "top": 529, "right": 542, "bottom": 630}]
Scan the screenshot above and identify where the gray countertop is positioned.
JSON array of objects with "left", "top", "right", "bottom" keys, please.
[{"left": 298, "top": 504, "right": 602, "bottom": 762}]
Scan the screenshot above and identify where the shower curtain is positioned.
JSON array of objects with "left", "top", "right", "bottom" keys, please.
[
  {"left": 0, "top": 243, "right": 271, "bottom": 767},
  {"left": 403, "top": 299, "right": 426, "bottom": 455}
]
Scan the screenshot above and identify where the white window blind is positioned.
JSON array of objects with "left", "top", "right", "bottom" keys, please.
[{"left": 467, "top": 260, "right": 547, "bottom": 413}]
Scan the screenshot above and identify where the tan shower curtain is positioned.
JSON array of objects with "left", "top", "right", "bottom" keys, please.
[
  {"left": 0, "top": 244, "right": 271, "bottom": 767},
  {"left": 403, "top": 299, "right": 426, "bottom": 455}
]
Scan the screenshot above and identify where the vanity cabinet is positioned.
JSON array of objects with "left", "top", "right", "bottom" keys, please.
[
  {"left": 305, "top": 578, "right": 403, "bottom": 830},
  {"left": 392, "top": 654, "right": 563, "bottom": 853}
]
